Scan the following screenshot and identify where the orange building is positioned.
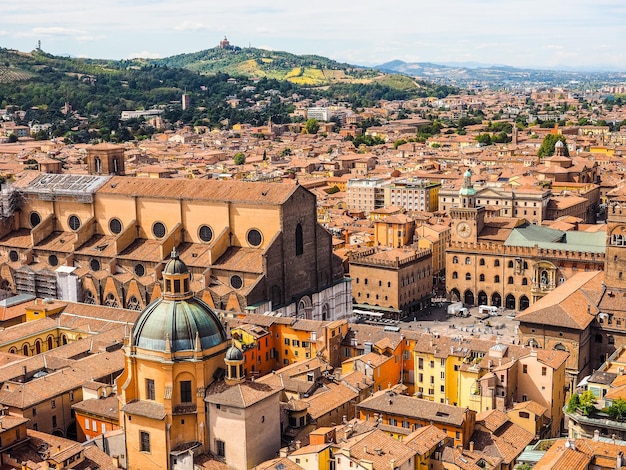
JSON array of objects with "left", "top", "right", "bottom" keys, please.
[
  {"left": 356, "top": 389, "right": 476, "bottom": 448},
  {"left": 71, "top": 382, "right": 119, "bottom": 442}
]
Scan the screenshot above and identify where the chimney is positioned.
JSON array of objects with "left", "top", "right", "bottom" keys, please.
[
  {"left": 295, "top": 440, "right": 301, "bottom": 450},
  {"left": 390, "top": 459, "right": 396, "bottom": 470},
  {"left": 364, "top": 445, "right": 368, "bottom": 454},
  {"left": 469, "top": 441, "right": 474, "bottom": 452},
  {"left": 593, "top": 429, "right": 600, "bottom": 441}
]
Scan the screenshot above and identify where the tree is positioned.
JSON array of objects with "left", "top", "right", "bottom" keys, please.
[
  {"left": 566, "top": 393, "right": 580, "bottom": 413},
  {"left": 538, "top": 134, "right": 569, "bottom": 158},
  {"left": 7, "top": 134, "right": 18, "bottom": 143},
  {"left": 234, "top": 152, "right": 246, "bottom": 165},
  {"left": 607, "top": 398, "right": 626, "bottom": 420},
  {"left": 475, "top": 133, "right": 492, "bottom": 146},
  {"left": 304, "top": 118, "right": 319, "bottom": 135},
  {"left": 579, "top": 390, "right": 597, "bottom": 416}
]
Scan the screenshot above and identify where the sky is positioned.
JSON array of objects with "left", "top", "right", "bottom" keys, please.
[{"left": 2, "top": 1, "right": 625, "bottom": 71}]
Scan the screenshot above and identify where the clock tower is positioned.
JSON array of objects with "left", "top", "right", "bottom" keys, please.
[{"left": 450, "top": 169, "right": 485, "bottom": 243}]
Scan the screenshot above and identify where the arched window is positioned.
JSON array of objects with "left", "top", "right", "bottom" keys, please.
[
  {"left": 508, "top": 260, "right": 514, "bottom": 268},
  {"left": 452, "top": 272, "right": 458, "bottom": 279},
  {"left": 47, "top": 336, "right": 53, "bottom": 351},
  {"left": 465, "top": 273, "right": 472, "bottom": 281},
  {"left": 608, "top": 336, "right": 615, "bottom": 345},
  {"left": 508, "top": 276, "right": 514, "bottom": 284},
  {"left": 22, "top": 344, "right": 29, "bottom": 356},
  {"left": 494, "top": 260, "right": 500, "bottom": 267},
  {"left": 465, "top": 257, "right": 471, "bottom": 265},
  {"left": 295, "top": 223, "right": 304, "bottom": 256},
  {"left": 494, "top": 275, "right": 500, "bottom": 283},
  {"left": 479, "top": 274, "right": 485, "bottom": 282},
  {"left": 452, "top": 256, "right": 459, "bottom": 264},
  {"left": 523, "top": 261, "right": 528, "bottom": 270},
  {"left": 554, "top": 343, "right": 568, "bottom": 352},
  {"left": 479, "top": 258, "right": 485, "bottom": 266},
  {"left": 522, "top": 278, "right": 528, "bottom": 285}
]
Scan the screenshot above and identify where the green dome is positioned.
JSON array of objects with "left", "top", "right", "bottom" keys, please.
[
  {"left": 459, "top": 186, "right": 476, "bottom": 196},
  {"left": 163, "top": 249, "right": 189, "bottom": 275},
  {"left": 132, "top": 297, "right": 227, "bottom": 353},
  {"left": 225, "top": 345, "right": 244, "bottom": 361}
]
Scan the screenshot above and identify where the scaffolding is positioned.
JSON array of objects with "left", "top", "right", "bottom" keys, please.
[
  {"left": 14, "top": 267, "right": 57, "bottom": 299},
  {"left": 0, "top": 185, "right": 18, "bottom": 219}
]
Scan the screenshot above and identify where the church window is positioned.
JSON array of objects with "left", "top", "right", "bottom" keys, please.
[
  {"left": 140, "top": 431, "right": 151, "bottom": 453},
  {"left": 522, "top": 278, "right": 528, "bottom": 285},
  {"left": 29, "top": 212, "right": 41, "bottom": 228},
  {"left": 508, "top": 276, "right": 514, "bottom": 284},
  {"left": 8, "top": 250, "right": 18, "bottom": 262},
  {"left": 230, "top": 274, "right": 244, "bottom": 290},
  {"left": 508, "top": 260, "right": 514, "bottom": 268},
  {"left": 465, "top": 257, "right": 471, "bottom": 265},
  {"left": 68, "top": 215, "right": 81, "bottom": 231},
  {"left": 109, "top": 218, "right": 122, "bottom": 235},
  {"left": 247, "top": 229, "right": 262, "bottom": 247},
  {"left": 152, "top": 222, "right": 166, "bottom": 239},
  {"left": 134, "top": 263, "right": 145, "bottom": 277},
  {"left": 295, "top": 223, "right": 304, "bottom": 256},
  {"left": 479, "top": 258, "right": 485, "bottom": 266},
  {"left": 146, "top": 379, "right": 155, "bottom": 400},
  {"left": 180, "top": 381, "right": 192, "bottom": 403},
  {"left": 198, "top": 225, "right": 213, "bottom": 242},
  {"left": 90, "top": 258, "right": 101, "bottom": 271},
  {"left": 48, "top": 254, "right": 58, "bottom": 266}
]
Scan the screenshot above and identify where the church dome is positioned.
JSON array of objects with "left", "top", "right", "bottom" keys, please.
[
  {"left": 131, "top": 248, "right": 227, "bottom": 353},
  {"left": 225, "top": 345, "right": 244, "bottom": 361},
  {"left": 131, "top": 297, "right": 227, "bottom": 353},
  {"left": 163, "top": 254, "right": 189, "bottom": 275}
]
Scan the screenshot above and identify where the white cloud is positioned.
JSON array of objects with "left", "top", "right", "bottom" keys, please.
[
  {"left": 32, "top": 26, "right": 88, "bottom": 36},
  {"left": 173, "top": 21, "right": 207, "bottom": 32}
]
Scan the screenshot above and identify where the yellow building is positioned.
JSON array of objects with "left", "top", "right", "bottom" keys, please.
[{"left": 117, "top": 250, "right": 230, "bottom": 470}]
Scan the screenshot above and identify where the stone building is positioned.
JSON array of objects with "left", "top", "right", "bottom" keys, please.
[
  {"left": 349, "top": 246, "right": 432, "bottom": 319},
  {"left": 446, "top": 170, "right": 605, "bottom": 310},
  {"left": 0, "top": 170, "right": 350, "bottom": 320}
]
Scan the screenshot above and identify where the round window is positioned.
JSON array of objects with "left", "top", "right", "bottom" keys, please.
[
  {"left": 8, "top": 250, "right": 18, "bottom": 262},
  {"left": 152, "top": 222, "right": 166, "bottom": 239},
  {"left": 230, "top": 275, "right": 243, "bottom": 289},
  {"left": 199, "top": 225, "right": 213, "bottom": 243},
  {"left": 247, "top": 229, "right": 262, "bottom": 247},
  {"left": 90, "top": 258, "right": 101, "bottom": 271},
  {"left": 134, "top": 263, "right": 145, "bottom": 277},
  {"left": 68, "top": 215, "right": 81, "bottom": 231},
  {"left": 30, "top": 212, "right": 41, "bottom": 228},
  {"left": 109, "top": 218, "right": 123, "bottom": 235},
  {"left": 48, "top": 254, "right": 58, "bottom": 266}
]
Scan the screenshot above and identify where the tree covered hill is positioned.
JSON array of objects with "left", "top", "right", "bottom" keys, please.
[{"left": 0, "top": 47, "right": 459, "bottom": 143}]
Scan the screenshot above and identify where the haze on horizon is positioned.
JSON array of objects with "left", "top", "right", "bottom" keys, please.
[{"left": 1, "top": 0, "right": 625, "bottom": 72}]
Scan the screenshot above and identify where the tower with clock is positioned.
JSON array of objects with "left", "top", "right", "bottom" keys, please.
[{"left": 450, "top": 169, "right": 485, "bottom": 243}]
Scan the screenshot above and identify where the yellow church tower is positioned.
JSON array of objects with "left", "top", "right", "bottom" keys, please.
[{"left": 116, "top": 248, "right": 229, "bottom": 470}]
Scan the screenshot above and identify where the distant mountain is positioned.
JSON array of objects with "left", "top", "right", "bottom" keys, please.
[{"left": 374, "top": 60, "right": 626, "bottom": 87}]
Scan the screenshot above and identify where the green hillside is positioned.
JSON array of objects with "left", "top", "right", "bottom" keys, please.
[{"left": 146, "top": 47, "right": 384, "bottom": 86}]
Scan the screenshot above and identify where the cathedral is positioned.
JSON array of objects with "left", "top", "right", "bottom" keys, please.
[
  {"left": 116, "top": 250, "right": 282, "bottom": 470},
  {"left": 0, "top": 144, "right": 350, "bottom": 321}
]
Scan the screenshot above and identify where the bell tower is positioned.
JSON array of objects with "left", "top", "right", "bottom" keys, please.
[
  {"left": 450, "top": 169, "right": 485, "bottom": 243},
  {"left": 86, "top": 143, "right": 125, "bottom": 176},
  {"left": 605, "top": 197, "right": 626, "bottom": 290}
]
